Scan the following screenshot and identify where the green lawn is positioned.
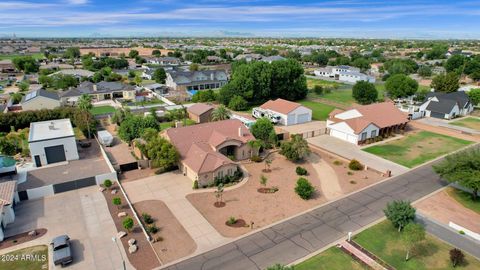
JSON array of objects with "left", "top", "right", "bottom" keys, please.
[
  {"left": 450, "top": 117, "right": 480, "bottom": 131},
  {"left": 307, "top": 77, "right": 346, "bottom": 90},
  {"left": 298, "top": 100, "right": 336, "bottom": 120},
  {"left": 307, "top": 81, "right": 386, "bottom": 106},
  {"left": 90, "top": 105, "right": 116, "bottom": 115},
  {"left": 363, "top": 131, "right": 472, "bottom": 168},
  {"left": 160, "top": 119, "right": 196, "bottom": 130},
  {"left": 446, "top": 187, "right": 480, "bottom": 214},
  {"left": 295, "top": 247, "right": 367, "bottom": 270},
  {"left": 0, "top": 53, "right": 44, "bottom": 60},
  {"left": 0, "top": 245, "right": 49, "bottom": 270},
  {"left": 354, "top": 221, "right": 480, "bottom": 270}
]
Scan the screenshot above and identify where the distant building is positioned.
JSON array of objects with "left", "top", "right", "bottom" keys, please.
[
  {"left": 261, "top": 55, "right": 287, "bottom": 63},
  {"left": 187, "top": 103, "right": 214, "bottom": 123},
  {"left": 419, "top": 92, "right": 474, "bottom": 119},
  {"left": 49, "top": 69, "right": 94, "bottom": 79},
  {"left": 0, "top": 60, "right": 16, "bottom": 73},
  {"left": 314, "top": 65, "right": 375, "bottom": 83},
  {"left": 258, "top": 98, "right": 312, "bottom": 126},
  {"left": 60, "top": 81, "right": 136, "bottom": 105},
  {"left": 144, "top": 56, "right": 180, "bottom": 66},
  {"left": 234, "top": 53, "right": 263, "bottom": 62},
  {"left": 79, "top": 47, "right": 173, "bottom": 57},
  {"left": 20, "top": 89, "right": 60, "bottom": 111},
  {"left": 165, "top": 70, "right": 228, "bottom": 92}
]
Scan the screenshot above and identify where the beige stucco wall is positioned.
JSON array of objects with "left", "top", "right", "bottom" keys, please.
[{"left": 180, "top": 162, "right": 239, "bottom": 187}]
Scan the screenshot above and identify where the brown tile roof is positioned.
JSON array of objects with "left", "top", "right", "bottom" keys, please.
[
  {"left": 187, "top": 103, "right": 214, "bottom": 116},
  {"left": 165, "top": 119, "right": 254, "bottom": 174},
  {"left": 0, "top": 181, "right": 16, "bottom": 206},
  {"left": 260, "top": 98, "right": 302, "bottom": 115}
]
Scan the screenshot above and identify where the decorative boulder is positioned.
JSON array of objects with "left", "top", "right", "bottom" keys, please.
[
  {"left": 111, "top": 189, "right": 117, "bottom": 195},
  {"left": 117, "top": 231, "right": 127, "bottom": 239},
  {"left": 128, "top": 238, "right": 136, "bottom": 246},
  {"left": 99, "top": 187, "right": 106, "bottom": 192},
  {"left": 28, "top": 230, "right": 37, "bottom": 236},
  {"left": 128, "top": 244, "right": 138, "bottom": 254},
  {"left": 118, "top": 212, "right": 127, "bottom": 218}
]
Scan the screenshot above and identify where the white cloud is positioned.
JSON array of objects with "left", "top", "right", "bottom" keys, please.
[{"left": 66, "top": 0, "right": 89, "bottom": 4}]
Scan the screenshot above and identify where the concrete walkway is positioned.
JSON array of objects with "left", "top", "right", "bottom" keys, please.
[
  {"left": 341, "top": 241, "right": 386, "bottom": 270},
  {"left": 308, "top": 135, "right": 409, "bottom": 176},
  {"left": 418, "top": 117, "right": 480, "bottom": 135},
  {"left": 122, "top": 172, "right": 230, "bottom": 255},
  {"left": 306, "top": 153, "right": 343, "bottom": 200}
]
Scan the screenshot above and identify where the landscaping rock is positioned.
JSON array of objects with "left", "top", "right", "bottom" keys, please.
[
  {"left": 99, "top": 187, "right": 106, "bottom": 192},
  {"left": 118, "top": 212, "right": 127, "bottom": 218},
  {"left": 117, "top": 231, "right": 127, "bottom": 239},
  {"left": 28, "top": 230, "right": 37, "bottom": 236},
  {"left": 111, "top": 189, "right": 117, "bottom": 195},
  {"left": 128, "top": 244, "right": 138, "bottom": 254},
  {"left": 128, "top": 238, "right": 136, "bottom": 246}
]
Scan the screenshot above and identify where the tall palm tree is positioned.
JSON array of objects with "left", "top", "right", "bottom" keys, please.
[
  {"left": 211, "top": 105, "right": 231, "bottom": 121},
  {"left": 77, "top": 94, "right": 93, "bottom": 138}
]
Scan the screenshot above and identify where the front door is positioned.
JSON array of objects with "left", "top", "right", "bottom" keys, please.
[{"left": 34, "top": 155, "right": 42, "bottom": 167}]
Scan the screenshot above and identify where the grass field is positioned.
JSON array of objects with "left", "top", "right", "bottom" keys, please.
[
  {"left": 298, "top": 100, "right": 336, "bottom": 120},
  {"left": 363, "top": 131, "right": 472, "bottom": 168},
  {"left": 354, "top": 221, "right": 480, "bottom": 270},
  {"left": 295, "top": 247, "right": 367, "bottom": 270},
  {"left": 1, "top": 245, "right": 49, "bottom": 270},
  {"left": 307, "top": 77, "right": 346, "bottom": 90},
  {"left": 0, "top": 53, "right": 44, "bottom": 60},
  {"left": 446, "top": 187, "right": 480, "bottom": 214},
  {"left": 90, "top": 105, "right": 116, "bottom": 115},
  {"left": 450, "top": 117, "right": 480, "bottom": 131},
  {"left": 160, "top": 119, "right": 196, "bottom": 130},
  {"left": 307, "top": 80, "right": 386, "bottom": 106}
]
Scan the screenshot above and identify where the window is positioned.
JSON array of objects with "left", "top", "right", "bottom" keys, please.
[
  {"left": 371, "top": 130, "right": 377, "bottom": 138},
  {"left": 361, "top": 132, "right": 367, "bottom": 141},
  {"left": 217, "top": 171, "right": 223, "bottom": 178}
]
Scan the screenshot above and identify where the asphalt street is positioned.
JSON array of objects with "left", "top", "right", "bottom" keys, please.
[{"left": 161, "top": 159, "right": 448, "bottom": 270}]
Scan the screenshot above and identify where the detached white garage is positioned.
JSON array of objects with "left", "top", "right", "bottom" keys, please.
[
  {"left": 29, "top": 119, "right": 79, "bottom": 167},
  {"left": 260, "top": 98, "right": 312, "bottom": 126}
]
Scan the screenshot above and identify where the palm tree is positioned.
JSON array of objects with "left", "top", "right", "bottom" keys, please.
[
  {"left": 77, "top": 94, "right": 93, "bottom": 138},
  {"left": 211, "top": 105, "right": 231, "bottom": 121}
]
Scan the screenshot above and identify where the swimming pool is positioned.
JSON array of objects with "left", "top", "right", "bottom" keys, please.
[{"left": 0, "top": 155, "right": 17, "bottom": 174}]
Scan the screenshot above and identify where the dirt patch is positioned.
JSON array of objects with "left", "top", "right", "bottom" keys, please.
[
  {"left": 119, "top": 167, "right": 157, "bottom": 182},
  {"left": 415, "top": 188, "right": 480, "bottom": 233},
  {"left": 102, "top": 183, "right": 160, "bottom": 270},
  {"left": 225, "top": 219, "right": 247, "bottom": 228},
  {"left": 0, "top": 228, "right": 47, "bottom": 250},
  {"left": 133, "top": 200, "right": 196, "bottom": 264},
  {"left": 214, "top": 202, "right": 226, "bottom": 208}
]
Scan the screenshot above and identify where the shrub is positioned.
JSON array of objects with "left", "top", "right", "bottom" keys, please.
[
  {"left": 142, "top": 213, "right": 154, "bottom": 224},
  {"left": 383, "top": 200, "right": 416, "bottom": 231},
  {"left": 156, "top": 236, "right": 164, "bottom": 242},
  {"left": 250, "top": 155, "right": 262, "bottom": 162},
  {"left": 213, "top": 169, "right": 243, "bottom": 186},
  {"left": 296, "top": 166, "right": 308, "bottom": 176},
  {"left": 103, "top": 179, "right": 112, "bottom": 189},
  {"left": 450, "top": 248, "right": 465, "bottom": 267},
  {"left": 227, "top": 216, "right": 237, "bottom": 225},
  {"left": 123, "top": 217, "right": 134, "bottom": 232},
  {"left": 333, "top": 160, "right": 342, "bottom": 166},
  {"left": 313, "top": 85, "right": 324, "bottom": 95},
  {"left": 147, "top": 224, "right": 159, "bottom": 234},
  {"left": 347, "top": 171, "right": 354, "bottom": 175},
  {"left": 458, "top": 230, "right": 465, "bottom": 235},
  {"left": 112, "top": 197, "right": 121, "bottom": 209},
  {"left": 295, "top": 177, "right": 315, "bottom": 200},
  {"left": 228, "top": 95, "right": 248, "bottom": 111},
  {"left": 349, "top": 159, "right": 364, "bottom": 171},
  {"left": 193, "top": 180, "right": 199, "bottom": 189}
]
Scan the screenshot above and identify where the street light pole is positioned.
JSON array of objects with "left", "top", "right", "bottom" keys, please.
[{"left": 112, "top": 236, "right": 126, "bottom": 270}]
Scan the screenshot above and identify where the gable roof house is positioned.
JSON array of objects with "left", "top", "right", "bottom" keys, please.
[
  {"left": 0, "top": 181, "right": 18, "bottom": 242},
  {"left": 163, "top": 119, "right": 254, "bottom": 186},
  {"left": 419, "top": 92, "right": 474, "bottom": 119},
  {"left": 165, "top": 70, "right": 228, "bottom": 93},
  {"left": 258, "top": 98, "right": 312, "bottom": 126},
  {"left": 327, "top": 102, "right": 409, "bottom": 144},
  {"left": 60, "top": 81, "right": 136, "bottom": 105},
  {"left": 20, "top": 89, "right": 60, "bottom": 111}
]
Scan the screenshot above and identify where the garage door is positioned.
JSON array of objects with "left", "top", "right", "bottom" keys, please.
[
  {"left": 430, "top": 111, "right": 445, "bottom": 119},
  {"left": 45, "top": 145, "right": 66, "bottom": 164},
  {"left": 297, "top": 113, "right": 310, "bottom": 124}
]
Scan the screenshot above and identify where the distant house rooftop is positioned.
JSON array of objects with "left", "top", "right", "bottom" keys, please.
[
  {"left": 21, "top": 89, "right": 59, "bottom": 103},
  {"left": 29, "top": 119, "right": 75, "bottom": 142}
]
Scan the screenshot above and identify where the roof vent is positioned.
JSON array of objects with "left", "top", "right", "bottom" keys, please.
[{"left": 49, "top": 122, "right": 56, "bottom": 130}]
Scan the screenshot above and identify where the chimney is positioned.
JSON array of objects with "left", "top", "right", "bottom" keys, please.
[
  {"left": 210, "top": 73, "right": 214, "bottom": 80},
  {"left": 93, "top": 84, "right": 97, "bottom": 92},
  {"left": 238, "top": 127, "right": 243, "bottom": 137}
]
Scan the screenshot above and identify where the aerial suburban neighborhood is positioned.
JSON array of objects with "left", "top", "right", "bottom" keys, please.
[{"left": 1, "top": 1, "right": 480, "bottom": 270}]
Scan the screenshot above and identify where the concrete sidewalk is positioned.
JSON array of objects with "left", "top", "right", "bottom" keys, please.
[
  {"left": 308, "top": 135, "right": 409, "bottom": 176},
  {"left": 122, "top": 172, "right": 230, "bottom": 255}
]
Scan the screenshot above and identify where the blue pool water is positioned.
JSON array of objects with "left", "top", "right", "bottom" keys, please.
[{"left": 0, "top": 155, "right": 16, "bottom": 168}]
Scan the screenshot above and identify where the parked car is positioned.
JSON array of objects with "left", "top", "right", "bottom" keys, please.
[{"left": 51, "top": 235, "right": 73, "bottom": 266}]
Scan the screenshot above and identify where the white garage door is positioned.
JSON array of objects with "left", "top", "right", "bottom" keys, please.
[
  {"left": 330, "top": 130, "right": 348, "bottom": 141},
  {"left": 297, "top": 113, "right": 310, "bottom": 124}
]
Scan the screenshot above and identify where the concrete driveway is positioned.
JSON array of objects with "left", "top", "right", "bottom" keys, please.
[
  {"left": 308, "top": 135, "right": 409, "bottom": 176},
  {"left": 1, "top": 186, "right": 133, "bottom": 270}
]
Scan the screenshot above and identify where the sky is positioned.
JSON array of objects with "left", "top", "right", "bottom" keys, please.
[{"left": 1, "top": 0, "right": 480, "bottom": 39}]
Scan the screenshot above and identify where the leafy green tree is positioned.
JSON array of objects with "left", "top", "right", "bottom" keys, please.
[
  {"left": 467, "top": 88, "right": 480, "bottom": 106},
  {"left": 10, "top": 93, "right": 23, "bottom": 104},
  {"left": 280, "top": 134, "right": 311, "bottom": 161},
  {"left": 450, "top": 248, "right": 465, "bottom": 268},
  {"left": 445, "top": 55, "right": 466, "bottom": 74},
  {"left": 250, "top": 118, "right": 276, "bottom": 147},
  {"left": 417, "top": 65, "right": 432, "bottom": 77},
  {"left": 433, "top": 148, "right": 480, "bottom": 201},
  {"left": 352, "top": 81, "right": 378, "bottom": 104},
  {"left": 190, "top": 63, "right": 199, "bottom": 71},
  {"left": 402, "top": 223, "right": 425, "bottom": 261},
  {"left": 77, "top": 94, "right": 93, "bottom": 138},
  {"left": 228, "top": 95, "right": 248, "bottom": 111},
  {"left": 152, "top": 49, "right": 161, "bottom": 57},
  {"left": 295, "top": 177, "right": 315, "bottom": 200},
  {"left": 128, "top": 70, "right": 135, "bottom": 78},
  {"left": 152, "top": 68, "right": 166, "bottom": 84},
  {"left": 118, "top": 115, "right": 159, "bottom": 143},
  {"left": 385, "top": 74, "right": 419, "bottom": 99},
  {"left": 143, "top": 136, "right": 179, "bottom": 170},
  {"left": 123, "top": 217, "right": 134, "bottom": 232},
  {"left": 384, "top": 200, "right": 416, "bottom": 231},
  {"left": 352, "top": 57, "right": 371, "bottom": 72},
  {"left": 211, "top": 105, "right": 231, "bottom": 121},
  {"left": 384, "top": 59, "right": 418, "bottom": 75},
  {"left": 426, "top": 44, "right": 448, "bottom": 60},
  {"left": 12, "top": 56, "right": 39, "bottom": 73},
  {"left": 17, "top": 81, "right": 30, "bottom": 92},
  {"left": 128, "top": 50, "right": 139, "bottom": 58},
  {"left": 431, "top": 72, "right": 459, "bottom": 93},
  {"left": 191, "top": 90, "right": 217, "bottom": 102},
  {"left": 260, "top": 175, "right": 268, "bottom": 187},
  {"left": 0, "top": 137, "right": 16, "bottom": 155},
  {"left": 64, "top": 47, "right": 80, "bottom": 59}
]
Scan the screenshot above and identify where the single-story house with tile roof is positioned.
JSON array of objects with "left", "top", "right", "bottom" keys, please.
[
  {"left": 419, "top": 91, "right": 474, "bottom": 119},
  {"left": 60, "top": 81, "right": 136, "bottom": 105},
  {"left": 187, "top": 103, "right": 215, "bottom": 123},
  {"left": 259, "top": 98, "right": 312, "bottom": 126},
  {"left": 49, "top": 69, "right": 94, "bottom": 79},
  {"left": 0, "top": 181, "right": 19, "bottom": 241},
  {"left": 327, "top": 102, "right": 409, "bottom": 144},
  {"left": 20, "top": 89, "right": 61, "bottom": 111},
  {"left": 163, "top": 119, "right": 255, "bottom": 186}
]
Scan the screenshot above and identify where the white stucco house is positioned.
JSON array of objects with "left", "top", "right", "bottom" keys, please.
[
  {"left": 0, "top": 181, "right": 19, "bottom": 242},
  {"left": 327, "top": 102, "right": 409, "bottom": 144},
  {"left": 259, "top": 98, "right": 312, "bottom": 126},
  {"left": 314, "top": 65, "right": 375, "bottom": 84},
  {"left": 28, "top": 119, "right": 79, "bottom": 167}
]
